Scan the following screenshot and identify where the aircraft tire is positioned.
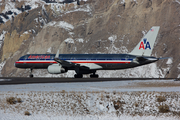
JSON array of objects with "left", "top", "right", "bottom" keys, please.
[
  {"left": 90, "top": 74, "right": 99, "bottom": 78},
  {"left": 74, "top": 74, "right": 83, "bottom": 78},
  {"left": 29, "top": 74, "right": 34, "bottom": 78}
]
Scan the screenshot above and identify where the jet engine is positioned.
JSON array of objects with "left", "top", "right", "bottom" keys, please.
[{"left": 48, "top": 64, "right": 67, "bottom": 74}]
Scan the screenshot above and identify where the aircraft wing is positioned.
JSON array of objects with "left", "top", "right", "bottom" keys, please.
[
  {"left": 54, "top": 50, "right": 81, "bottom": 68},
  {"left": 54, "top": 50, "right": 102, "bottom": 70},
  {"left": 54, "top": 57, "right": 102, "bottom": 70},
  {"left": 54, "top": 50, "right": 103, "bottom": 70},
  {"left": 54, "top": 57, "right": 78, "bottom": 67}
]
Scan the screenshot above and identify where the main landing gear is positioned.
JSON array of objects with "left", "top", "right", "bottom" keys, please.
[
  {"left": 90, "top": 73, "right": 99, "bottom": 78},
  {"left": 74, "top": 74, "right": 83, "bottom": 78},
  {"left": 29, "top": 68, "right": 34, "bottom": 78},
  {"left": 74, "top": 74, "right": 99, "bottom": 78}
]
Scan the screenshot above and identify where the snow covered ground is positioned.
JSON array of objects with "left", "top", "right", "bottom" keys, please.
[{"left": 0, "top": 80, "right": 180, "bottom": 120}]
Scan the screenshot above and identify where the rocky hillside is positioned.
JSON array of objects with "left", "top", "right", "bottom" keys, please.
[{"left": 0, "top": 0, "right": 180, "bottom": 78}]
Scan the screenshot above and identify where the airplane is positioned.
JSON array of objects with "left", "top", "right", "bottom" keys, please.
[{"left": 15, "top": 26, "right": 166, "bottom": 78}]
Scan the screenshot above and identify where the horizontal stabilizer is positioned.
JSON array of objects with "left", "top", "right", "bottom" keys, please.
[{"left": 136, "top": 56, "right": 158, "bottom": 62}]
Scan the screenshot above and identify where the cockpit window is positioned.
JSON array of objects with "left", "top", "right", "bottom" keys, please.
[{"left": 19, "top": 55, "right": 27, "bottom": 60}]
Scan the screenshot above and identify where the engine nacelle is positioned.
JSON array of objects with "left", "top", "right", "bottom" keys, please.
[{"left": 48, "top": 64, "right": 67, "bottom": 74}]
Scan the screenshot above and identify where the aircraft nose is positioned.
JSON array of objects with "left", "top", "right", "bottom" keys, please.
[
  {"left": 14, "top": 62, "right": 17, "bottom": 67},
  {"left": 14, "top": 61, "right": 19, "bottom": 68}
]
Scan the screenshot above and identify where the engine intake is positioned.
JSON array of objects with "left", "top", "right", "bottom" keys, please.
[{"left": 48, "top": 64, "right": 67, "bottom": 74}]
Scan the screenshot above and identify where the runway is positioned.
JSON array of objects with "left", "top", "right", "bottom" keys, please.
[{"left": 0, "top": 77, "right": 178, "bottom": 85}]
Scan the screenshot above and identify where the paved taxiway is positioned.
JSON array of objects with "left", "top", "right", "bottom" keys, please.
[{"left": 0, "top": 77, "right": 178, "bottom": 85}]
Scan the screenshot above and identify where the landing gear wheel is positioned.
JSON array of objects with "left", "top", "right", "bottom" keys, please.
[
  {"left": 74, "top": 74, "right": 83, "bottom": 78},
  {"left": 29, "top": 74, "right": 34, "bottom": 78},
  {"left": 90, "top": 74, "right": 99, "bottom": 78},
  {"left": 29, "top": 68, "right": 34, "bottom": 78}
]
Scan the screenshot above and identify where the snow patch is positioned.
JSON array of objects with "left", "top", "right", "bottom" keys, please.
[
  {"left": 178, "top": 63, "right": 180, "bottom": 78},
  {"left": 142, "top": 30, "right": 147, "bottom": 36},
  {"left": 166, "top": 58, "right": 173, "bottom": 65},
  {"left": 69, "top": 32, "right": 74, "bottom": 36},
  {"left": 97, "top": 63, "right": 162, "bottom": 78},
  {"left": 23, "top": 31, "right": 29, "bottom": 34},
  {"left": 0, "top": 31, "right": 7, "bottom": 48},
  {"left": 131, "top": 0, "right": 138, "bottom": 3},
  {"left": 47, "top": 47, "right": 52, "bottom": 53},
  {"left": 56, "top": 21, "right": 74, "bottom": 31},
  {"left": 121, "top": 0, "right": 125, "bottom": 4},
  {"left": 64, "top": 38, "right": 84, "bottom": 44},
  {"left": 76, "top": 38, "right": 84, "bottom": 43},
  {"left": 1, "top": 0, "right": 45, "bottom": 23},
  {"left": 0, "top": 110, "right": 179, "bottom": 120},
  {"left": 64, "top": 4, "right": 92, "bottom": 14},
  {"left": 108, "top": 35, "right": 117, "bottom": 42},
  {"left": 175, "top": 0, "right": 180, "bottom": 4},
  {"left": 107, "top": 35, "right": 128, "bottom": 54},
  {"left": 0, "top": 61, "right": 6, "bottom": 77},
  {"left": 64, "top": 38, "right": 74, "bottom": 43},
  {"left": 45, "top": 21, "right": 74, "bottom": 31},
  {"left": 0, "top": 31, "right": 6, "bottom": 40},
  {"left": 0, "top": 82, "right": 180, "bottom": 120}
]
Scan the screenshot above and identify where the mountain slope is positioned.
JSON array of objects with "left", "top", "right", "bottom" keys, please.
[{"left": 0, "top": 0, "right": 180, "bottom": 78}]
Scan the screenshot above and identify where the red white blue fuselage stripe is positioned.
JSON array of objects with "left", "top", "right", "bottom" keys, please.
[{"left": 15, "top": 60, "right": 131, "bottom": 64}]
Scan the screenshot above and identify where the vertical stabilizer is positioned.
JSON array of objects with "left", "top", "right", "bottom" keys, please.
[{"left": 129, "top": 26, "right": 160, "bottom": 56}]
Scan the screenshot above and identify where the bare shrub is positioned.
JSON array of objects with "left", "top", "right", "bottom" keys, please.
[
  {"left": 172, "top": 111, "right": 180, "bottom": 116},
  {"left": 24, "top": 111, "right": 31, "bottom": 116},
  {"left": 100, "top": 93, "right": 104, "bottom": 100},
  {"left": 6, "top": 97, "right": 16, "bottom": 104},
  {"left": 158, "top": 104, "right": 170, "bottom": 113},
  {"left": 17, "top": 98, "right": 22, "bottom": 103},
  {"left": 113, "top": 100, "right": 125, "bottom": 110},
  {"left": 61, "top": 90, "right": 66, "bottom": 93},
  {"left": 134, "top": 102, "right": 139, "bottom": 107},
  {"left": 106, "top": 95, "right": 110, "bottom": 99},
  {"left": 157, "top": 96, "right": 166, "bottom": 102}
]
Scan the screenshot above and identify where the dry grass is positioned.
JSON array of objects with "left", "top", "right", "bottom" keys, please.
[
  {"left": 17, "top": 98, "right": 22, "bottom": 103},
  {"left": 24, "top": 111, "right": 31, "bottom": 116},
  {"left": 1, "top": 91, "right": 180, "bottom": 117},
  {"left": 106, "top": 95, "right": 110, "bottom": 99},
  {"left": 158, "top": 104, "right": 170, "bottom": 113},
  {"left": 157, "top": 96, "right": 166, "bottom": 102},
  {"left": 134, "top": 102, "right": 139, "bottom": 107},
  {"left": 113, "top": 100, "right": 125, "bottom": 110},
  {"left": 61, "top": 90, "right": 66, "bottom": 93},
  {"left": 113, "top": 91, "right": 116, "bottom": 95},
  {"left": 6, "top": 97, "right": 16, "bottom": 104}
]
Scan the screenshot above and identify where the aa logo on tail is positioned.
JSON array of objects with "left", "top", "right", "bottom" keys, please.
[{"left": 139, "top": 38, "right": 151, "bottom": 50}]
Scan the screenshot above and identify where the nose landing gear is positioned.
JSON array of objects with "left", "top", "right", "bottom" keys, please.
[{"left": 29, "top": 68, "right": 34, "bottom": 78}]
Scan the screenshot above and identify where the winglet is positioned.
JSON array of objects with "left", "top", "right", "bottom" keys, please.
[{"left": 55, "top": 50, "right": 59, "bottom": 58}]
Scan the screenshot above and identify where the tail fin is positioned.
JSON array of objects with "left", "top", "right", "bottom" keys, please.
[{"left": 129, "top": 26, "right": 160, "bottom": 56}]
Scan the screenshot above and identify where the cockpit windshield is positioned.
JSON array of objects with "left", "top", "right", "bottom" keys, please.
[{"left": 18, "top": 55, "right": 27, "bottom": 61}]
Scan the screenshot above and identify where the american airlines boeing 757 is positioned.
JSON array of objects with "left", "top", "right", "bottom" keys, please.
[{"left": 15, "top": 26, "right": 166, "bottom": 78}]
